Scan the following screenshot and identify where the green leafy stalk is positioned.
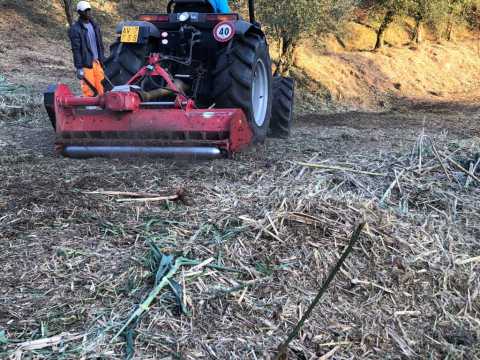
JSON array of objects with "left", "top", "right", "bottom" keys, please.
[{"left": 111, "top": 257, "right": 197, "bottom": 342}]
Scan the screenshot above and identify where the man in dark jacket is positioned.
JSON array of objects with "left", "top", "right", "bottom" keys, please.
[{"left": 68, "top": 1, "right": 105, "bottom": 96}]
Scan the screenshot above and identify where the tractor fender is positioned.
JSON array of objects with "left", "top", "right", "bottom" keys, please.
[
  {"left": 115, "top": 21, "right": 161, "bottom": 43},
  {"left": 234, "top": 20, "right": 265, "bottom": 39}
]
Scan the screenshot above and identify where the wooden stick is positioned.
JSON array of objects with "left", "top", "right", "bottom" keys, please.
[
  {"left": 430, "top": 141, "right": 452, "bottom": 182},
  {"left": 394, "top": 310, "right": 421, "bottom": 317},
  {"left": 295, "top": 153, "right": 319, "bottom": 180},
  {"left": 351, "top": 278, "right": 394, "bottom": 294},
  {"left": 418, "top": 131, "right": 424, "bottom": 171},
  {"left": 274, "top": 223, "right": 365, "bottom": 359},
  {"left": 380, "top": 169, "right": 405, "bottom": 204},
  {"left": 465, "top": 158, "right": 480, "bottom": 189},
  {"left": 84, "top": 191, "right": 165, "bottom": 198},
  {"left": 14, "top": 333, "right": 83, "bottom": 353},
  {"left": 297, "top": 162, "right": 385, "bottom": 176},
  {"left": 240, "top": 216, "right": 285, "bottom": 242},
  {"left": 447, "top": 158, "right": 480, "bottom": 184},
  {"left": 313, "top": 340, "right": 351, "bottom": 347},
  {"left": 116, "top": 195, "right": 180, "bottom": 203},
  {"left": 318, "top": 346, "right": 340, "bottom": 360}
]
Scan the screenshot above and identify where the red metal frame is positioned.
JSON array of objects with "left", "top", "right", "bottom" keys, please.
[
  {"left": 127, "top": 54, "right": 190, "bottom": 108},
  {"left": 54, "top": 84, "right": 253, "bottom": 154},
  {"left": 51, "top": 53, "right": 253, "bottom": 156}
]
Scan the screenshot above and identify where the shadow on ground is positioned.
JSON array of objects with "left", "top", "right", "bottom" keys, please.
[{"left": 299, "top": 96, "right": 480, "bottom": 137}]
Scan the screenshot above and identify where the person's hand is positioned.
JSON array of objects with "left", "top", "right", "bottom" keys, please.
[{"left": 76, "top": 69, "right": 85, "bottom": 80}]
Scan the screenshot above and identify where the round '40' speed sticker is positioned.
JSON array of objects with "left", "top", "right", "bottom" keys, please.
[{"left": 213, "top": 21, "right": 235, "bottom": 42}]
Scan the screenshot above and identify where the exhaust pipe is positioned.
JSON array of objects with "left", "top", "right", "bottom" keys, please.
[{"left": 62, "top": 146, "right": 223, "bottom": 159}]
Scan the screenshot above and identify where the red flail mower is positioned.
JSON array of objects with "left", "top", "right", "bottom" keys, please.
[{"left": 44, "top": 0, "right": 294, "bottom": 159}]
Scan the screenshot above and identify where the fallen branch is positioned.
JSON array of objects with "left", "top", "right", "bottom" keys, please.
[
  {"left": 84, "top": 191, "right": 165, "bottom": 198},
  {"left": 116, "top": 194, "right": 180, "bottom": 203},
  {"left": 275, "top": 223, "right": 365, "bottom": 359},
  {"left": 85, "top": 189, "right": 187, "bottom": 204},
  {"left": 297, "top": 162, "right": 385, "bottom": 176}
]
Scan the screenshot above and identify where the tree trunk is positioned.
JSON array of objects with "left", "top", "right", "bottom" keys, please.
[
  {"left": 445, "top": 20, "right": 453, "bottom": 41},
  {"left": 374, "top": 10, "right": 395, "bottom": 50},
  {"left": 61, "top": 0, "right": 74, "bottom": 26},
  {"left": 275, "top": 36, "right": 296, "bottom": 76},
  {"left": 413, "top": 18, "right": 423, "bottom": 44}
]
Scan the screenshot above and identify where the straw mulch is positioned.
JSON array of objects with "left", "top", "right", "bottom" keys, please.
[{"left": 0, "top": 99, "right": 479, "bottom": 359}]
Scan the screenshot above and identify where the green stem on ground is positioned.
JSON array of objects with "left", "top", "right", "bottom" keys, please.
[
  {"left": 275, "top": 223, "right": 365, "bottom": 359},
  {"left": 111, "top": 257, "right": 197, "bottom": 342}
]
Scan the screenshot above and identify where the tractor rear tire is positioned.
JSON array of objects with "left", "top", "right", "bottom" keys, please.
[
  {"left": 103, "top": 42, "right": 151, "bottom": 89},
  {"left": 269, "top": 76, "right": 295, "bottom": 138},
  {"left": 212, "top": 32, "right": 273, "bottom": 143}
]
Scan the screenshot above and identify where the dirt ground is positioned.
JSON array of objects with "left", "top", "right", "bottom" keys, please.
[
  {"left": 1, "top": 84, "right": 480, "bottom": 358},
  {"left": 1, "top": 1, "right": 479, "bottom": 358}
]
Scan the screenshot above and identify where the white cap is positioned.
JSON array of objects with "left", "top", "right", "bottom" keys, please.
[{"left": 77, "top": 1, "right": 91, "bottom": 12}]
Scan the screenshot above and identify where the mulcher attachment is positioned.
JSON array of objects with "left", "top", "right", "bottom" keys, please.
[{"left": 44, "top": 57, "right": 253, "bottom": 159}]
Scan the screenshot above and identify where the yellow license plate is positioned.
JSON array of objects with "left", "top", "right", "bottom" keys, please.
[{"left": 121, "top": 26, "right": 139, "bottom": 43}]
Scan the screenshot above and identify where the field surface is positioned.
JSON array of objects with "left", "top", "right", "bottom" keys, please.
[
  {"left": 1, "top": 86, "right": 479, "bottom": 358},
  {"left": 0, "top": 1, "right": 479, "bottom": 357}
]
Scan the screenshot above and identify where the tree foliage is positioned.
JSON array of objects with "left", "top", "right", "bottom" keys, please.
[
  {"left": 56, "top": 0, "right": 480, "bottom": 72},
  {"left": 256, "top": 0, "right": 354, "bottom": 74},
  {"left": 361, "top": 0, "right": 480, "bottom": 47},
  {"left": 359, "top": 0, "right": 413, "bottom": 49},
  {"left": 444, "top": 0, "right": 480, "bottom": 38}
]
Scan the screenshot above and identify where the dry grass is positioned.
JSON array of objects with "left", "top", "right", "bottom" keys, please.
[
  {"left": 295, "top": 39, "right": 480, "bottom": 111},
  {"left": 0, "top": 77, "right": 44, "bottom": 128}
]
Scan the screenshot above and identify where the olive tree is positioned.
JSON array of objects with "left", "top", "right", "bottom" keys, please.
[
  {"left": 256, "top": 0, "right": 354, "bottom": 75},
  {"left": 444, "top": 0, "right": 480, "bottom": 39},
  {"left": 372, "top": 0, "right": 479, "bottom": 44},
  {"left": 360, "top": 0, "right": 412, "bottom": 49},
  {"left": 407, "top": 0, "right": 446, "bottom": 43},
  {"left": 60, "top": 0, "right": 74, "bottom": 26},
  {"left": 408, "top": 0, "right": 480, "bottom": 41}
]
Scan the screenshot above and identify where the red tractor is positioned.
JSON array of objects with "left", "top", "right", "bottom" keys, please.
[{"left": 44, "top": 0, "right": 294, "bottom": 158}]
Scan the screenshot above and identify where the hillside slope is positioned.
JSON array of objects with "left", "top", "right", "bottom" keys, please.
[{"left": 295, "top": 40, "right": 480, "bottom": 110}]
